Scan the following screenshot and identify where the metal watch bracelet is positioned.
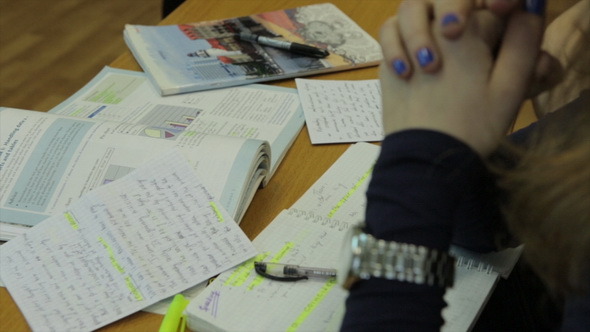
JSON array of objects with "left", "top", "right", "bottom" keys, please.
[{"left": 353, "top": 232, "right": 455, "bottom": 288}]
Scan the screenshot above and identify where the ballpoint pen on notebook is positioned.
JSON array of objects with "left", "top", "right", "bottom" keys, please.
[
  {"left": 159, "top": 294, "right": 190, "bottom": 332},
  {"left": 235, "top": 32, "right": 330, "bottom": 58},
  {"left": 254, "top": 261, "right": 337, "bottom": 281}
]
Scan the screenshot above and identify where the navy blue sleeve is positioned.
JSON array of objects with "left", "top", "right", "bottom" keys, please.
[
  {"left": 562, "top": 293, "right": 590, "bottom": 332},
  {"left": 341, "top": 130, "right": 496, "bottom": 331}
]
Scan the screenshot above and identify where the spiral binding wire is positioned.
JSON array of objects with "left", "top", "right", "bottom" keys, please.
[
  {"left": 456, "top": 256, "right": 495, "bottom": 274},
  {"left": 287, "top": 208, "right": 350, "bottom": 231}
]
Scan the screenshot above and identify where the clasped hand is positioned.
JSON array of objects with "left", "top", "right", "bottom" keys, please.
[{"left": 380, "top": 0, "right": 545, "bottom": 156}]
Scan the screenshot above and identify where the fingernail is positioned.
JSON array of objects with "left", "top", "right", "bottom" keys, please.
[
  {"left": 525, "top": 0, "right": 546, "bottom": 15},
  {"left": 441, "top": 13, "right": 460, "bottom": 26},
  {"left": 416, "top": 47, "right": 434, "bottom": 67},
  {"left": 392, "top": 59, "right": 408, "bottom": 76}
]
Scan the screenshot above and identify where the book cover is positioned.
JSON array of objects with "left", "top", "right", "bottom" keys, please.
[{"left": 124, "top": 3, "right": 382, "bottom": 95}]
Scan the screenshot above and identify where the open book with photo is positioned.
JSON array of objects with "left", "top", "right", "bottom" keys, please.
[
  {"left": 123, "top": 3, "right": 382, "bottom": 95},
  {"left": 0, "top": 67, "right": 304, "bottom": 241}
]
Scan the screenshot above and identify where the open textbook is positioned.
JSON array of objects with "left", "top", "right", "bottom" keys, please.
[
  {"left": 124, "top": 3, "right": 382, "bottom": 95},
  {"left": 0, "top": 67, "right": 304, "bottom": 241},
  {"left": 0, "top": 151, "right": 257, "bottom": 332},
  {"left": 186, "top": 143, "right": 523, "bottom": 331}
]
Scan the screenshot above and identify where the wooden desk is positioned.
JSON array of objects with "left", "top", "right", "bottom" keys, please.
[
  {"left": 0, "top": 1, "right": 392, "bottom": 331},
  {"left": 0, "top": 0, "right": 536, "bottom": 330}
]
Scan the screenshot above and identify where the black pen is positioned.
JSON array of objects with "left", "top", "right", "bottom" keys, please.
[
  {"left": 236, "top": 32, "right": 329, "bottom": 58},
  {"left": 254, "top": 261, "right": 336, "bottom": 281}
]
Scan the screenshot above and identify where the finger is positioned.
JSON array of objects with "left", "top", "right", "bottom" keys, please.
[
  {"left": 470, "top": 10, "right": 506, "bottom": 54},
  {"left": 485, "top": 0, "right": 522, "bottom": 15},
  {"left": 435, "top": 0, "right": 475, "bottom": 39},
  {"left": 380, "top": 16, "right": 413, "bottom": 79},
  {"left": 527, "top": 51, "right": 565, "bottom": 98},
  {"left": 397, "top": 0, "right": 441, "bottom": 73},
  {"left": 490, "top": 10, "right": 545, "bottom": 112}
]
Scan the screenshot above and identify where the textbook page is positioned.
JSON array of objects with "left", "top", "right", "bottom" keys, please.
[
  {"left": 0, "top": 108, "right": 268, "bottom": 240},
  {"left": 0, "top": 150, "right": 256, "bottom": 332},
  {"left": 295, "top": 79, "right": 383, "bottom": 144},
  {"left": 187, "top": 209, "right": 350, "bottom": 332},
  {"left": 50, "top": 66, "right": 305, "bottom": 180}
]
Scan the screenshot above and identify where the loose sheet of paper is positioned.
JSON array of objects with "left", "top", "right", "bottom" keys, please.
[
  {"left": 296, "top": 79, "right": 383, "bottom": 144},
  {"left": 0, "top": 150, "right": 256, "bottom": 332}
]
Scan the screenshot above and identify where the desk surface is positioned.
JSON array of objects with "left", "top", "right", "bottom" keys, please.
[{"left": 0, "top": 0, "right": 536, "bottom": 330}]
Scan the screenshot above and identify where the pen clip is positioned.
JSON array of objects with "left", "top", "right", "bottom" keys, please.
[{"left": 254, "top": 262, "right": 308, "bottom": 282}]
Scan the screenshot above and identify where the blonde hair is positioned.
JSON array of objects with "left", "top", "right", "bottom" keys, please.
[{"left": 496, "top": 108, "right": 590, "bottom": 297}]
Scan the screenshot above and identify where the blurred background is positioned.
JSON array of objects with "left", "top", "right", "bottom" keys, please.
[{"left": 0, "top": 0, "right": 161, "bottom": 112}]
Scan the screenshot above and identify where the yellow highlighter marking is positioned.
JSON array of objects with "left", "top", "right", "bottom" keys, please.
[
  {"left": 98, "top": 237, "right": 125, "bottom": 274},
  {"left": 98, "top": 236, "right": 144, "bottom": 300},
  {"left": 287, "top": 279, "right": 338, "bottom": 331},
  {"left": 327, "top": 166, "right": 373, "bottom": 218},
  {"left": 64, "top": 212, "right": 79, "bottom": 230},
  {"left": 125, "top": 276, "right": 144, "bottom": 301},
  {"left": 210, "top": 202, "right": 224, "bottom": 222},
  {"left": 224, "top": 253, "right": 269, "bottom": 287}
]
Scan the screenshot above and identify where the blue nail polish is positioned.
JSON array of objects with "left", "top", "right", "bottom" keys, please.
[
  {"left": 525, "top": 0, "right": 546, "bottom": 15},
  {"left": 441, "top": 13, "right": 460, "bottom": 26},
  {"left": 416, "top": 48, "right": 434, "bottom": 67},
  {"left": 392, "top": 59, "right": 407, "bottom": 75}
]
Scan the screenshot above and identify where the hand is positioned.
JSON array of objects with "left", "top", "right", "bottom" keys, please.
[
  {"left": 389, "top": 0, "right": 565, "bottom": 101},
  {"left": 532, "top": 0, "right": 590, "bottom": 116},
  {"left": 385, "top": 0, "right": 535, "bottom": 78},
  {"left": 380, "top": 1, "right": 544, "bottom": 156}
]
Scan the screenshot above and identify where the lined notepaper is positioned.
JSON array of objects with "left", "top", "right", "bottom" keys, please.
[
  {"left": 296, "top": 79, "right": 383, "bottom": 144},
  {"left": 290, "top": 142, "right": 379, "bottom": 221},
  {"left": 0, "top": 150, "right": 256, "bottom": 332}
]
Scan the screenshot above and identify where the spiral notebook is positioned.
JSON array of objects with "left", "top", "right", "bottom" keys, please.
[
  {"left": 183, "top": 143, "right": 522, "bottom": 331},
  {"left": 442, "top": 245, "right": 523, "bottom": 332}
]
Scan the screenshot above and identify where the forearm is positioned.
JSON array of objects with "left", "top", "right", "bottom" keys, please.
[
  {"left": 342, "top": 129, "right": 497, "bottom": 330},
  {"left": 365, "top": 130, "right": 498, "bottom": 250}
]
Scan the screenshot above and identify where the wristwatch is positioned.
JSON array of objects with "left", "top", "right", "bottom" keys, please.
[{"left": 338, "top": 224, "right": 455, "bottom": 289}]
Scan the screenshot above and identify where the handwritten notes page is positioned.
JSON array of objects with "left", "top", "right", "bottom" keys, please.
[
  {"left": 186, "top": 209, "right": 350, "bottom": 332},
  {"left": 291, "top": 142, "right": 380, "bottom": 222},
  {"left": 0, "top": 150, "right": 256, "bottom": 332},
  {"left": 295, "top": 78, "right": 383, "bottom": 144}
]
